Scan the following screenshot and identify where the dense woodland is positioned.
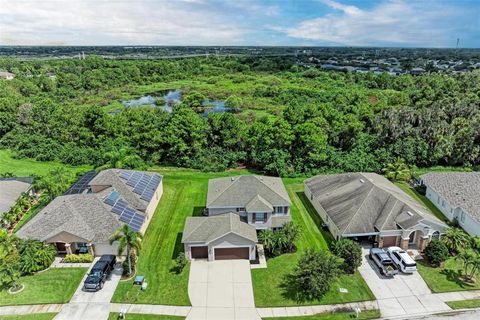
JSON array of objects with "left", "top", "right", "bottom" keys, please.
[{"left": 0, "top": 56, "right": 479, "bottom": 176}]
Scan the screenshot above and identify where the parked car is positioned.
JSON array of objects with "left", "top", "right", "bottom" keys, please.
[
  {"left": 83, "top": 261, "right": 112, "bottom": 291},
  {"left": 387, "top": 246, "right": 417, "bottom": 273},
  {"left": 99, "top": 254, "right": 117, "bottom": 270},
  {"left": 369, "top": 248, "right": 398, "bottom": 277}
]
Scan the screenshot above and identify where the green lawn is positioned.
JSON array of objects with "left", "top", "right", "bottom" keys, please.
[
  {"left": 446, "top": 299, "right": 480, "bottom": 309},
  {"left": 0, "top": 149, "right": 91, "bottom": 177},
  {"left": 417, "top": 259, "right": 480, "bottom": 293},
  {"left": 0, "top": 314, "right": 57, "bottom": 320},
  {"left": 108, "top": 314, "right": 184, "bottom": 320},
  {"left": 112, "top": 167, "right": 253, "bottom": 305},
  {"left": 0, "top": 268, "right": 87, "bottom": 306},
  {"left": 262, "top": 309, "right": 380, "bottom": 320},
  {"left": 395, "top": 181, "right": 449, "bottom": 223},
  {"left": 251, "top": 179, "right": 375, "bottom": 307}
]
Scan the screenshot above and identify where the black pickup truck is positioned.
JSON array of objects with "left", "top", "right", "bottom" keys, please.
[
  {"left": 369, "top": 248, "right": 399, "bottom": 277},
  {"left": 83, "top": 255, "right": 116, "bottom": 291}
]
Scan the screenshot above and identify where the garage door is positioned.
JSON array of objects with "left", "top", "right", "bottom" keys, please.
[
  {"left": 382, "top": 236, "right": 397, "bottom": 248},
  {"left": 214, "top": 247, "right": 249, "bottom": 260},
  {"left": 191, "top": 246, "right": 208, "bottom": 259}
]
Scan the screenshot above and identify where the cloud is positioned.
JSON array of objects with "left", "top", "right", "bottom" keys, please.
[
  {"left": 0, "top": 0, "right": 250, "bottom": 45},
  {"left": 276, "top": 0, "right": 476, "bottom": 47}
]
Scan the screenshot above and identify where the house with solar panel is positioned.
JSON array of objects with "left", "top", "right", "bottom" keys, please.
[{"left": 16, "top": 169, "right": 163, "bottom": 256}]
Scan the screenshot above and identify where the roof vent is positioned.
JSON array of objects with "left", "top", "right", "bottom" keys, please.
[
  {"left": 407, "top": 211, "right": 414, "bottom": 217},
  {"left": 231, "top": 177, "right": 235, "bottom": 181},
  {"left": 360, "top": 179, "right": 365, "bottom": 183}
]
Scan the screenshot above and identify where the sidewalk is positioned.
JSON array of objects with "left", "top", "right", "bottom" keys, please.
[
  {"left": 434, "top": 290, "right": 480, "bottom": 302},
  {"left": 0, "top": 304, "right": 63, "bottom": 316},
  {"left": 256, "top": 300, "right": 378, "bottom": 318},
  {"left": 110, "top": 304, "right": 191, "bottom": 317}
]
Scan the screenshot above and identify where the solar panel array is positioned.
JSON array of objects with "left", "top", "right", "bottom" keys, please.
[
  {"left": 119, "top": 171, "right": 162, "bottom": 202},
  {"left": 104, "top": 191, "right": 119, "bottom": 206},
  {"left": 107, "top": 197, "right": 146, "bottom": 232},
  {"left": 64, "top": 171, "right": 97, "bottom": 195}
]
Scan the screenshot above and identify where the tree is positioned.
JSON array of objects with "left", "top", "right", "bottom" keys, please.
[
  {"left": 288, "top": 250, "right": 342, "bottom": 300},
  {"left": 382, "top": 157, "right": 410, "bottom": 181},
  {"left": 331, "top": 239, "right": 362, "bottom": 274},
  {"left": 425, "top": 240, "right": 449, "bottom": 267},
  {"left": 442, "top": 227, "right": 470, "bottom": 255},
  {"left": 456, "top": 249, "right": 480, "bottom": 282},
  {"left": 109, "top": 224, "right": 143, "bottom": 275},
  {"left": 17, "top": 239, "right": 56, "bottom": 274},
  {"left": 182, "top": 91, "right": 206, "bottom": 108},
  {"left": 281, "top": 222, "right": 300, "bottom": 252}
]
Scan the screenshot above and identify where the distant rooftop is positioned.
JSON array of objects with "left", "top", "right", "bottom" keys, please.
[{"left": 0, "top": 177, "right": 33, "bottom": 215}]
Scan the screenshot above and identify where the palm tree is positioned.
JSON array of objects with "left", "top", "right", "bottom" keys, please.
[
  {"left": 258, "top": 229, "right": 276, "bottom": 256},
  {"left": 442, "top": 227, "right": 470, "bottom": 255},
  {"left": 109, "top": 224, "right": 143, "bottom": 275},
  {"left": 382, "top": 157, "right": 410, "bottom": 181},
  {"left": 456, "top": 249, "right": 480, "bottom": 282}
]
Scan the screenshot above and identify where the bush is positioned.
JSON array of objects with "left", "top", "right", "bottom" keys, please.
[
  {"left": 172, "top": 254, "right": 188, "bottom": 274},
  {"left": 258, "top": 222, "right": 300, "bottom": 257},
  {"left": 288, "top": 250, "right": 342, "bottom": 300},
  {"left": 425, "top": 240, "right": 449, "bottom": 267},
  {"left": 18, "top": 240, "right": 56, "bottom": 274},
  {"left": 331, "top": 239, "right": 362, "bottom": 274},
  {"left": 63, "top": 254, "right": 94, "bottom": 263}
]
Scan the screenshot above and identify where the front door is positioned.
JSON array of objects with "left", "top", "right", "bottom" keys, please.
[{"left": 55, "top": 242, "right": 67, "bottom": 253}]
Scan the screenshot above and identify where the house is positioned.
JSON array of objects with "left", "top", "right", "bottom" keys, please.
[
  {"left": 304, "top": 173, "right": 447, "bottom": 251},
  {"left": 0, "top": 177, "right": 34, "bottom": 218},
  {"left": 16, "top": 169, "right": 163, "bottom": 256},
  {"left": 206, "top": 175, "right": 292, "bottom": 230},
  {"left": 182, "top": 213, "right": 257, "bottom": 261},
  {"left": 0, "top": 71, "right": 15, "bottom": 80},
  {"left": 421, "top": 172, "right": 480, "bottom": 236}
]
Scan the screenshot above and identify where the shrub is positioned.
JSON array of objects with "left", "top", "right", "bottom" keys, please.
[
  {"left": 288, "top": 250, "right": 342, "bottom": 300},
  {"left": 258, "top": 222, "right": 300, "bottom": 257},
  {"left": 63, "top": 253, "right": 94, "bottom": 263},
  {"left": 18, "top": 240, "right": 56, "bottom": 274},
  {"left": 331, "top": 239, "right": 362, "bottom": 274},
  {"left": 425, "top": 240, "right": 449, "bottom": 267},
  {"left": 442, "top": 227, "right": 470, "bottom": 255},
  {"left": 172, "top": 254, "right": 188, "bottom": 274}
]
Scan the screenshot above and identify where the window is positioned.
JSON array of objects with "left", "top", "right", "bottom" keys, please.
[
  {"left": 236, "top": 207, "right": 245, "bottom": 212},
  {"left": 254, "top": 213, "right": 266, "bottom": 223},
  {"left": 461, "top": 212, "right": 466, "bottom": 223},
  {"left": 274, "top": 206, "right": 288, "bottom": 215},
  {"left": 441, "top": 200, "right": 445, "bottom": 207},
  {"left": 432, "top": 231, "right": 440, "bottom": 241}
]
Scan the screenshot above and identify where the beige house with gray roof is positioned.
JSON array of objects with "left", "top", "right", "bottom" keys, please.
[
  {"left": 305, "top": 173, "right": 447, "bottom": 251},
  {"left": 206, "top": 175, "right": 292, "bottom": 230},
  {"left": 421, "top": 172, "right": 480, "bottom": 236},
  {"left": 182, "top": 213, "right": 258, "bottom": 261},
  {"left": 17, "top": 169, "right": 163, "bottom": 256}
]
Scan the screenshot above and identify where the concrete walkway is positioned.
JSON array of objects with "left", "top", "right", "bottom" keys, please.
[
  {"left": 54, "top": 260, "right": 122, "bottom": 320},
  {"left": 110, "top": 304, "right": 191, "bottom": 317},
  {"left": 0, "top": 304, "right": 63, "bottom": 316},
  {"left": 50, "top": 257, "right": 92, "bottom": 268},
  {"left": 358, "top": 249, "right": 451, "bottom": 318},
  {"left": 435, "top": 289, "right": 480, "bottom": 302},
  {"left": 187, "top": 259, "right": 261, "bottom": 320}
]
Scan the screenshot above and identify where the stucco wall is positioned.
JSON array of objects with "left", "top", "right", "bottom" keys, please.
[{"left": 425, "top": 186, "right": 456, "bottom": 221}]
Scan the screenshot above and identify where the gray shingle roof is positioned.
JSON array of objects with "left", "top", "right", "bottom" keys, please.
[
  {"left": 246, "top": 195, "right": 274, "bottom": 212},
  {"left": 206, "top": 175, "right": 291, "bottom": 209},
  {"left": 16, "top": 194, "right": 122, "bottom": 242},
  {"left": 305, "top": 173, "right": 446, "bottom": 235},
  {"left": 182, "top": 212, "right": 258, "bottom": 244},
  {"left": 0, "top": 179, "right": 32, "bottom": 214},
  {"left": 421, "top": 172, "right": 480, "bottom": 223}
]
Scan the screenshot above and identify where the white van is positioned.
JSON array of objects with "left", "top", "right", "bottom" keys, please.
[{"left": 386, "top": 246, "right": 417, "bottom": 273}]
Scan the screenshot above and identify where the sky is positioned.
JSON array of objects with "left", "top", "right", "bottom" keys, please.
[{"left": 0, "top": 0, "right": 479, "bottom": 47}]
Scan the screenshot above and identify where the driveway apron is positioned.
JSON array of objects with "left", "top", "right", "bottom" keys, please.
[
  {"left": 55, "top": 260, "right": 122, "bottom": 320},
  {"left": 187, "top": 259, "right": 261, "bottom": 320},
  {"left": 359, "top": 248, "right": 451, "bottom": 318}
]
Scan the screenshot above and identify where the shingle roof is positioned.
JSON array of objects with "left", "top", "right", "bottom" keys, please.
[
  {"left": 246, "top": 195, "right": 274, "bottom": 212},
  {"left": 421, "top": 172, "right": 480, "bottom": 223},
  {"left": 206, "top": 175, "right": 291, "bottom": 209},
  {"left": 16, "top": 194, "right": 121, "bottom": 242},
  {"left": 182, "top": 212, "right": 258, "bottom": 244},
  {"left": 0, "top": 179, "right": 32, "bottom": 214},
  {"left": 305, "top": 173, "right": 446, "bottom": 235}
]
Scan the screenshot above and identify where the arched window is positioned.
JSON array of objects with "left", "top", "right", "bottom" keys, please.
[{"left": 432, "top": 231, "right": 440, "bottom": 241}]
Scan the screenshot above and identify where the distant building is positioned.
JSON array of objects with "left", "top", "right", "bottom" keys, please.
[
  {"left": 0, "top": 177, "right": 34, "bottom": 218},
  {"left": 410, "top": 68, "right": 425, "bottom": 76},
  {"left": 0, "top": 71, "right": 15, "bottom": 80}
]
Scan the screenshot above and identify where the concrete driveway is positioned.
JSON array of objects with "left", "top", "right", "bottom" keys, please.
[
  {"left": 55, "top": 261, "right": 122, "bottom": 320},
  {"left": 359, "top": 248, "right": 450, "bottom": 318},
  {"left": 187, "top": 260, "right": 261, "bottom": 320}
]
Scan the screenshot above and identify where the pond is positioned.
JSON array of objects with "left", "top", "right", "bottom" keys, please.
[{"left": 118, "top": 89, "right": 239, "bottom": 116}]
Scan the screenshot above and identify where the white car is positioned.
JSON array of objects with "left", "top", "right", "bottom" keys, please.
[{"left": 386, "top": 246, "right": 417, "bottom": 273}]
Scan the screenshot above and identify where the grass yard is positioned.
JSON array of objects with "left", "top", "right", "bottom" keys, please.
[
  {"left": 417, "top": 259, "right": 480, "bottom": 293},
  {"left": 395, "top": 181, "right": 449, "bottom": 223},
  {"left": 0, "top": 314, "right": 57, "bottom": 320},
  {"left": 112, "top": 167, "right": 253, "bottom": 305},
  {"left": 0, "top": 149, "right": 91, "bottom": 177},
  {"left": 108, "top": 314, "right": 184, "bottom": 320},
  {"left": 251, "top": 178, "right": 375, "bottom": 307},
  {"left": 0, "top": 268, "right": 86, "bottom": 306},
  {"left": 446, "top": 299, "right": 480, "bottom": 309},
  {"left": 262, "top": 309, "right": 380, "bottom": 320}
]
